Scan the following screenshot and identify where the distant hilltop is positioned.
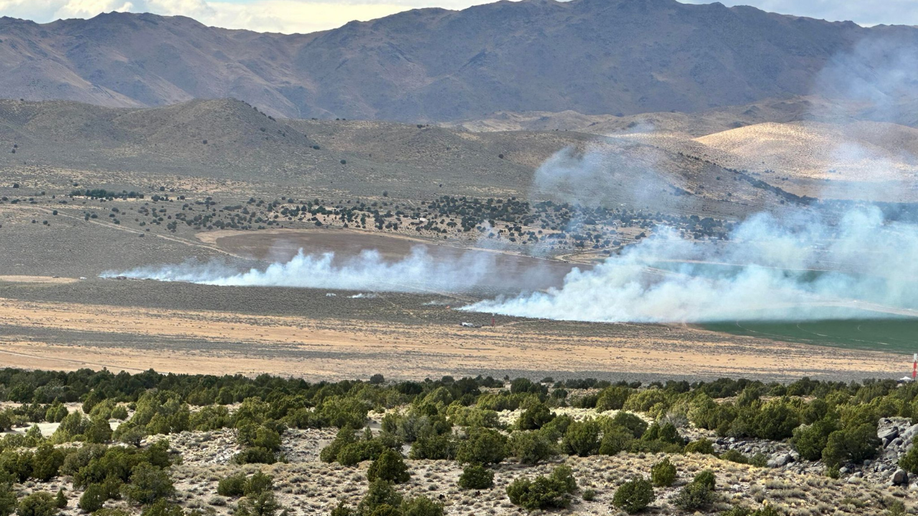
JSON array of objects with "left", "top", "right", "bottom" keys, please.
[{"left": 0, "top": 0, "right": 915, "bottom": 122}]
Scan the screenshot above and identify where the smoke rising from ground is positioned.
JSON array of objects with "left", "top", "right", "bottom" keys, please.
[
  {"left": 466, "top": 206, "right": 918, "bottom": 322},
  {"left": 103, "top": 247, "right": 496, "bottom": 294}
]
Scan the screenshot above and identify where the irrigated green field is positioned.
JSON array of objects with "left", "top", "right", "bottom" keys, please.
[{"left": 704, "top": 318, "right": 918, "bottom": 355}]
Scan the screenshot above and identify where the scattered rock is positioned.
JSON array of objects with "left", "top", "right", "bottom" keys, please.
[
  {"left": 892, "top": 469, "right": 909, "bottom": 486},
  {"left": 767, "top": 453, "right": 793, "bottom": 468}
]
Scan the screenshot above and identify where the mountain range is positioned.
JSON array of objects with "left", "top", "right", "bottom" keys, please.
[{"left": 1, "top": 0, "right": 915, "bottom": 122}]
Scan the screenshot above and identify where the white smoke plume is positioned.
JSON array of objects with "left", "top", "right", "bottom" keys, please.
[
  {"left": 465, "top": 206, "right": 918, "bottom": 322},
  {"left": 103, "top": 247, "right": 496, "bottom": 294}
]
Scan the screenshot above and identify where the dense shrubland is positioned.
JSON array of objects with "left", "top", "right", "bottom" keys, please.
[{"left": 2, "top": 369, "right": 918, "bottom": 514}]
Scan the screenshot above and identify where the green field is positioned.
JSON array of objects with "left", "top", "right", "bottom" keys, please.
[{"left": 704, "top": 318, "right": 918, "bottom": 355}]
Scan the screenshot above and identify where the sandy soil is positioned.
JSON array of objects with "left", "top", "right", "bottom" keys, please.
[
  {"left": 0, "top": 275, "right": 80, "bottom": 284},
  {"left": 0, "top": 295, "right": 905, "bottom": 381}
]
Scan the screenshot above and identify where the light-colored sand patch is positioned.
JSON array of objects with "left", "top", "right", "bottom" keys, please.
[
  {"left": 694, "top": 121, "right": 918, "bottom": 182},
  {"left": 0, "top": 275, "right": 80, "bottom": 284},
  {"left": 0, "top": 296, "right": 906, "bottom": 381}
]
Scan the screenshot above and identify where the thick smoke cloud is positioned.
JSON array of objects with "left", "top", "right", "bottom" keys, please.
[{"left": 466, "top": 206, "right": 918, "bottom": 322}]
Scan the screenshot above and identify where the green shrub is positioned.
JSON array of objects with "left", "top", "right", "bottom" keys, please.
[
  {"left": 822, "top": 424, "right": 880, "bottom": 468},
  {"left": 693, "top": 470, "right": 716, "bottom": 491},
  {"left": 641, "top": 422, "right": 683, "bottom": 445},
  {"left": 598, "top": 425, "right": 634, "bottom": 456},
  {"left": 234, "top": 492, "right": 282, "bottom": 516},
  {"left": 367, "top": 449, "right": 410, "bottom": 484},
  {"left": 53, "top": 491, "right": 65, "bottom": 511},
  {"left": 233, "top": 447, "right": 277, "bottom": 465},
  {"left": 612, "top": 477, "right": 654, "bottom": 514},
  {"left": 673, "top": 480, "right": 714, "bottom": 511},
  {"left": 458, "top": 464, "right": 494, "bottom": 490},
  {"left": 320, "top": 428, "right": 356, "bottom": 463},
  {"left": 400, "top": 496, "right": 444, "bottom": 516},
  {"left": 357, "top": 480, "right": 402, "bottom": 516},
  {"left": 456, "top": 428, "right": 507, "bottom": 465},
  {"left": 538, "top": 414, "right": 573, "bottom": 442},
  {"left": 217, "top": 472, "right": 247, "bottom": 497},
  {"left": 31, "top": 443, "right": 65, "bottom": 482},
  {"left": 85, "top": 418, "right": 114, "bottom": 444},
  {"left": 901, "top": 438, "right": 918, "bottom": 474},
  {"left": 721, "top": 504, "right": 783, "bottom": 516},
  {"left": 752, "top": 400, "right": 800, "bottom": 440},
  {"left": 123, "top": 464, "right": 175, "bottom": 506},
  {"left": 792, "top": 416, "right": 839, "bottom": 461},
  {"left": 684, "top": 438, "right": 715, "bottom": 455},
  {"left": 0, "top": 479, "right": 12, "bottom": 516},
  {"left": 329, "top": 503, "right": 355, "bottom": 516},
  {"left": 610, "top": 412, "right": 647, "bottom": 438},
  {"left": 506, "top": 465, "right": 577, "bottom": 511},
  {"left": 517, "top": 403, "right": 554, "bottom": 430},
  {"left": 244, "top": 472, "right": 274, "bottom": 496},
  {"left": 338, "top": 440, "right": 386, "bottom": 467},
  {"left": 409, "top": 433, "right": 456, "bottom": 460},
  {"left": 650, "top": 458, "right": 676, "bottom": 487},
  {"left": 111, "top": 406, "right": 129, "bottom": 421},
  {"left": 79, "top": 484, "right": 107, "bottom": 512},
  {"left": 562, "top": 420, "right": 600, "bottom": 457},
  {"left": 509, "top": 431, "right": 556, "bottom": 465},
  {"left": 596, "top": 387, "right": 632, "bottom": 411},
  {"left": 52, "top": 412, "right": 89, "bottom": 443},
  {"left": 139, "top": 500, "right": 184, "bottom": 516},
  {"left": 17, "top": 493, "right": 59, "bottom": 516},
  {"left": 316, "top": 396, "right": 369, "bottom": 429},
  {"left": 582, "top": 489, "right": 595, "bottom": 501},
  {"left": 720, "top": 449, "right": 749, "bottom": 464}
]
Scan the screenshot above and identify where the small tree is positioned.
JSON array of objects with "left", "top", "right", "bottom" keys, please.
[
  {"left": 79, "top": 485, "right": 107, "bottom": 513},
  {"left": 400, "top": 496, "right": 444, "bottom": 516},
  {"left": 456, "top": 428, "right": 507, "bottom": 465},
  {"left": 612, "top": 477, "right": 654, "bottom": 514},
  {"left": 518, "top": 403, "right": 554, "bottom": 430},
  {"left": 17, "top": 493, "right": 59, "bottom": 516},
  {"left": 234, "top": 492, "right": 281, "bottom": 516},
  {"left": 53, "top": 491, "right": 65, "bottom": 511},
  {"left": 0, "top": 477, "right": 13, "bottom": 516},
  {"left": 244, "top": 472, "right": 273, "bottom": 497},
  {"left": 357, "top": 481, "right": 403, "bottom": 516},
  {"left": 673, "top": 472, "right": 716, "bottom": 512},
  {"left": 367, "top": 449, "right": 410, "bottom": 484},
  {"left": 650, "top": 458, "right": 676, "bottom": 487},
  {"left": 218, "top": 472, "right": 247, "bottom": 497},
  {"left": 123, "top": 464, "right": 175, "bottom": 506},
  {"left": 505, "top": 465, "right": 577, "bottom": 511},
  {"left": 562, "top": 420, "right": 600, "bottom": 457},
  {"left": 458, "top": 464, "right": 494, "bottom": 490},
  {"left": 509, "top": 431, "right": 556, "bottom": 465},
  {"left": 684, "top": 438, "right": 715, "bottom": 455}
]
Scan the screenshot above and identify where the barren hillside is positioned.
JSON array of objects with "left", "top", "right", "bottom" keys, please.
[{"left": 0, "top": 0, "right": 912, "bottom": 121}]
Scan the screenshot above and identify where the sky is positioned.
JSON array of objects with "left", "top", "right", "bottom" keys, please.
[{"left": 0, "top": 0, "right": 915, "bottom": 34}]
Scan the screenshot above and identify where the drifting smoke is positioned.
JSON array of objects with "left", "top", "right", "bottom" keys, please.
[
  {"left": 460, "top": 34, "right": 918, "bottom": 323},
  {"left": 465, "top": 206, "right": 918, "bottom": 322},
  {"left": 106, "top": 35, "right": 918, "bottom": 323},
  {"left": 104, "top": 247, "right": 496, "bottom": 294}
]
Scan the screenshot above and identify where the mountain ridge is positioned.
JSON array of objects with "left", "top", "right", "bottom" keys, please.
[{"left": 0, "top": 0, "right": 913, "bottom": 122}]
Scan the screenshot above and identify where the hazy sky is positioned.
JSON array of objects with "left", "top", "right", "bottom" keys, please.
[{"left": 0, "top": 0, "right": 915, "bottom": 34}]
